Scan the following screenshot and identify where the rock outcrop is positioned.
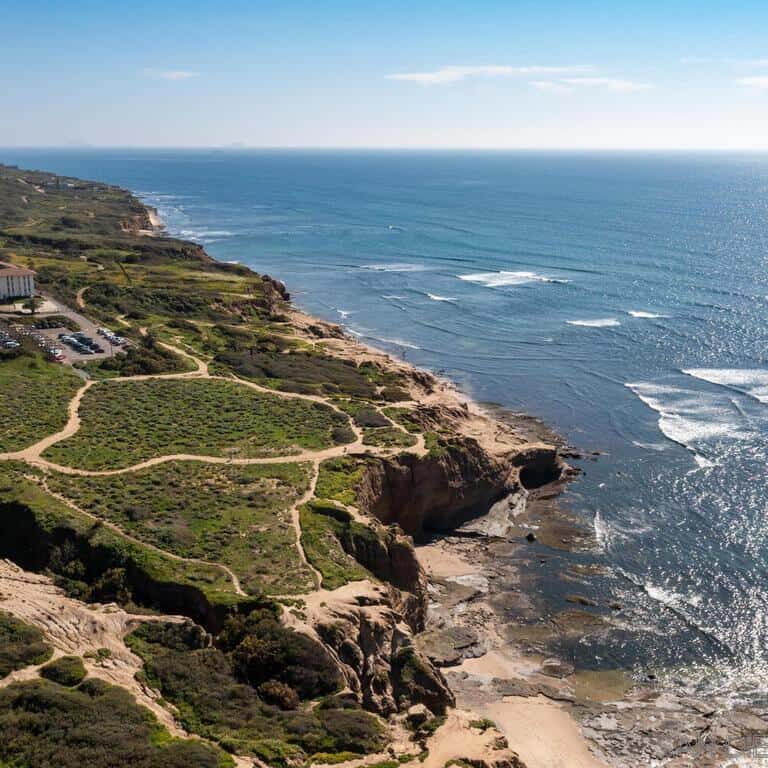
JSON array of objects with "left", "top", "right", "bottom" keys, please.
[
  {"left": 355, "top": 437, "right": 563, "bottom": 540},
  {"left": 309, "top": 583, "right": 455, "bottom": 716}
]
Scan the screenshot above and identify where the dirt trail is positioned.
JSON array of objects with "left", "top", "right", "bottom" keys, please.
[
  {"left": 4, "top": 365, "right": 421, "bottom": 475},
  {"left": 288, "top": 461, "right": 324, "bottom": 590},
  {"left": 0, "top": 380, "right": 94, "bottom": 463},
  {"left": 0, "top": 559, "right": 186, "bottom": 734},
  {"left": 34, "top": 477, "right": 246, "bottom": 597}
]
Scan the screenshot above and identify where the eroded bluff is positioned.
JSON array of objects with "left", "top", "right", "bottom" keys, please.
[
  {"left": 302, "top": 431, "right": 565, "bottom": 717},
  {"left": 356, "top": 434, "right": 563, "bottom": 539}
]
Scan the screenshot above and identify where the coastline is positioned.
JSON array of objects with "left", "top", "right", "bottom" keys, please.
[
  {"left": 3, "top": 160, "right": 768, "bottom": 767},
  {"left": 289, "top": 311, "right": 609, "bottom": 768},
  {"left": 137, "top": 199, "right": 768, "bottom": 767},
  {"left": 145, "top": 200, "right": 608, "bottom": 766}
]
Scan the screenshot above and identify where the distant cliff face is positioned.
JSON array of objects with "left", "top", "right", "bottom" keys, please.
[{"left": 355, "top": 437, "right": 564, "bottom": 540}]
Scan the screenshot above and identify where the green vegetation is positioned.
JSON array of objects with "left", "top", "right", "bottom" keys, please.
[
  {"left": 336, "top": 400, "right": 391, "bottom": 427},
  {"left": 82, "top": 335, "right": 195, "bottom": 378},
  {"left": 43, "top": 378, "right": 353, "bottom": 470},
  {"left": 0, "top": 354, "right": 81, "bottom": 452},
  {"left": 382, "top": 407, "right": 423, "bottom": 433},
  {"left": 424, "top": 432, "right": 450, "bottom": 458},
  {"left": 299, "top": 502, "right": 374, "bottom": 590},
  {"left": 0, "top": 610, "right": 53, "bottom": 677},
  {"left": 362, "top": 427, "right": 418, "bottom": 449},
  {"left": 315, "top": 456, "right": 371, "bottom": 507},
  {"left": 0, "top": 464, "right": 239, "bottom": 611},
  {"left": 127, "top": 619, "right": 384, "bottom": 766},
  {"left": 468, "top": 718, "right": 496, "bottom": 732},
  {"left": 309, "top": 751, "right": 361, "bottom": 764},
  {"left": 0, "top": 678, "right": 232, "bottom": 768},
  {"left": 216, "top": 347, "right": 409, "bottom": 401},
  {"left": 40, "top": 655, "right": 87, "bottom": 686},
  {"left": 48, "top": 461, "right": 315, "bottom": 595}
]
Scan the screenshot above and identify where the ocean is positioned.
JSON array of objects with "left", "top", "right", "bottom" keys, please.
[{"left": 5, "top": 148, "right": 768, "bottom": 707}]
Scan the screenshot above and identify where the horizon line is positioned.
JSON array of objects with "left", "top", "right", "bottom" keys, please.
[{"left": 4, "top": 145, "right": 768, "bottom": 153}]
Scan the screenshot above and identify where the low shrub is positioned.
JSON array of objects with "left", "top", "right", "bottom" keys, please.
[
  {"left": 0, "top": 610, "right": 53, "bottom": 678},
  {"left": 41, "top": 655, "right": 87, "bottom": 686}
]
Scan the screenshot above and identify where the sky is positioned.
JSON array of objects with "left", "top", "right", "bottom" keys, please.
[{"left": 5, "top": 0, "right": 768, "bottom": 149}]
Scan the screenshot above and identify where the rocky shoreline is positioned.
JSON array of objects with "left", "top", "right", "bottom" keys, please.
[
  {"left": 290, "top": 305, "right": 768, "bottom": 767},
  {"left": 126, "top": 191, "right": 768, "bottom": 767}
]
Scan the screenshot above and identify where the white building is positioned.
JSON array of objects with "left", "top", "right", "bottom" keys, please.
[{"left": 0, "top": 263, "right": 35, "bottom": 301}]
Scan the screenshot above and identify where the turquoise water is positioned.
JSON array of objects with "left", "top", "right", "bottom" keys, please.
[{"left": 5, "top": 148, "right": 768, "bottom": 703}]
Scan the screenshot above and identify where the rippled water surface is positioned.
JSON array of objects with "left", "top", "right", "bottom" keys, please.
[{"left": 6, "top": 149, "right": 768, "bottom": 703}]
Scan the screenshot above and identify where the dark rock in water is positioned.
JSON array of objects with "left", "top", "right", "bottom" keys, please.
[
  {"left": 416, "top": 626, "right": 481, "bottom": 666},
  {"left": 540, "top": 658, "right": 575, "bottom": 678},
  {"left": 493, "top": 676, "right": 574, "bottom": 702},
  {"left": 565, "top": 594, "right": 598, "bottom": 607},
  {"left": 525, "top": 532, "right": 537, "bottom": 542}
]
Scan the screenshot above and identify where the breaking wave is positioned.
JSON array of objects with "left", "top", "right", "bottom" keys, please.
[
  {"left": 567, "top": 318, "right": 621, "bottom": 327},
  {"left": 458, "top": 270, "right": 570, "bottom": 287}
]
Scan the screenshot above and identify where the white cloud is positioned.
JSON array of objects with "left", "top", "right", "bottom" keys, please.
[
  {"left": 144, "top": 69, "right": 199, "bottom": 81},
  {"left": 386, "top": 64, "right": 592, "bottom": 85},
  {"left": 530, "top": 77, "right": 651, "bottom": 94},
  {"left": 737, "top": 76, "right": 768, "bottom": 88},
  {"left": 561, "top": 77, "right": 651, "bottom": 92},
  {"left": 530, "top": 80, "right": 572, "bottom": 93}
]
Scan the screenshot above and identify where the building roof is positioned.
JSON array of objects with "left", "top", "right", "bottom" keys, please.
[{"left": 0, "top": 263, "right": 35, "bottom": 277}]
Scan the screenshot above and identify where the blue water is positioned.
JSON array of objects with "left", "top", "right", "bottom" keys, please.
[{"left": 5, "top": 148, "right": 768, "bottom": 704}]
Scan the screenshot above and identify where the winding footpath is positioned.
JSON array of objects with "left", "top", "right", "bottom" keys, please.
[{"left": 2, "top": 316, "right": 425, "bottom": 600}]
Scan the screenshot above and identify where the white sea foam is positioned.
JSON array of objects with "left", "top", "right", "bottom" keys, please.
[
  {"left": 426, "top": 293, "right": 457, "bottom": 302},
  {"left": 626, "top": 380, "right": 749, "bottom": 466},
  {"left": 371, "top": 336, "right": 420, "bottom": 350},
  {"left": 628, "top": 310, "right": 666, "bottom": 319},
  {"left": 178, "top": 228, "right": 234, "bottom": 243},
  {"left": 382, "top": 295, "right": 406, "bottom": 300},
  {"left": 631, "top": 440, "right": 669, "bottom": 451},
  {"left": 336, "top": 309, "right": 353, "bottom": 319},
  {"left": 684, "top": 368, "right": 768, "bottom": 405},
  {"left": 567, "top": 318, "right": 621, "bottom": 328},
  {"left": 458, "top": 270, "right": 570, "bottom": 287},
  {"left": 362, "top": 263, "right": 425, "bottom": 272},
  {"left": 593, "top": 510, "right": 609, "bottom": 551}
]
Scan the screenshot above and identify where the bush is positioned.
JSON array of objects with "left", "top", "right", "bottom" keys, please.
[
  {"left": 0, "top": 678, "right": 231, "bottom": 768},
  {"left": 258, "top": 681, "right": 299, "bottom": 710},
  {"left": 41, "top": 655, "right": 87, "bottom": 687},
  {"left": 126, "top": 619, "right": 383, "bottom": 763},
  {"left": 225, "top": 611, "right": 342, "bottom": 699},
  {"left": 0, "top": 610, "right": 53, "bottom": 678}
]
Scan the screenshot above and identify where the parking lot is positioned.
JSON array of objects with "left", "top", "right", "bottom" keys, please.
[{"left": 1, "top": 294, "right": 128, "bottom": 365}]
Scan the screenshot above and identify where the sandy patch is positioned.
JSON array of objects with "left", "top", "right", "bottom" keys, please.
[
  {"left": 485, "top": 696, "right": 609, "bottom": 768},
  {"left": 416, "top": 541, "right": 477, "bottom": 579},
  {"left": 0, "top": 559, "right": 185, "bottom": 734}
]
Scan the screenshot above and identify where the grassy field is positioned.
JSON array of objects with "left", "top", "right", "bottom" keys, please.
[
  {"left": 0, "top": 463, "right": 239, "bottom": 607},
  {"left": 299, "top": 502, "right": 372, "bottom": 590},
  {"left": 47, "top": 461, "right": 315, "bottom": 595},
  {"left": 315, "top": 456, "right": 370, "bottom": 507},
  {"left": 362, "top": 427, "right": 417, "bottom": 449},
  {"left": 0, "top": 355, "right": 81, "bottom": 452},
  {"left": 43, "top": 378, "right": 354, "bottom": 470}
]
